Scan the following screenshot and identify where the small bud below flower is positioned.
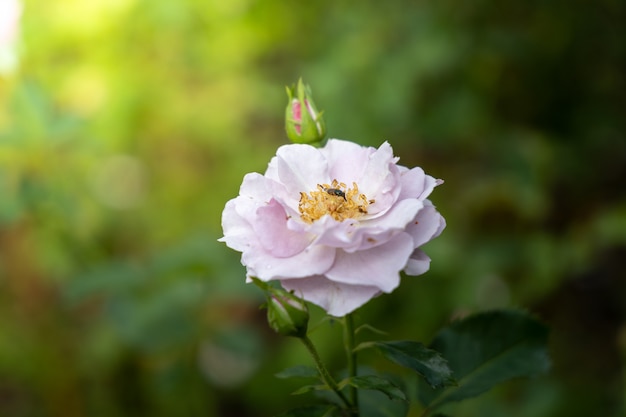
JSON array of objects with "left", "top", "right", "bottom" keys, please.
[
  {"left": 285, "top": 78, "right": 326, "bottom": 146},
  {"left": 251, "top": 278, "right": 309, "bottom": 338}
]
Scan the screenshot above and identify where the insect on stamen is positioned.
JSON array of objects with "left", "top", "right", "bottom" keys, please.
[
  {"left": 325, "top": 187, "right": 347, "bottom": 200},
  {"left": 300, "top": 179, "right": 372, "bottom": 223}
]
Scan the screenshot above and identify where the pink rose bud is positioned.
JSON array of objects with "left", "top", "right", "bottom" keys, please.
[
  {"left": 251, "top": 278, "right": 309, "bottom": 338},
  {"left": 285, "top": 78, "right": 326, "bottom": 145}
]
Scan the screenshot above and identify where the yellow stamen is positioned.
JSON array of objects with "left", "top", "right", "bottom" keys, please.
[{"left": 298, "top": 179, "right": 374, "bottom": 223}]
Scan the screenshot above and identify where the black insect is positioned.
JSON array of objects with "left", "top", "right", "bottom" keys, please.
[{"left": 325, "top": 188, "right": 346, "bottom": 201}]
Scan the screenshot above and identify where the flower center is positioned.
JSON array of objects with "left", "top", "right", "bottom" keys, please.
[{"left": 298, "top": 179, "right": 374, "bottom": 223}]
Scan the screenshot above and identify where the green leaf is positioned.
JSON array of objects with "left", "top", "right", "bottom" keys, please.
[
  {"left": 359, "top": 341, "right": 455, "bottom": 389},
  {"left": 275, "top": 365, "right": 320, "bottom": 380},
  {"left": 418, "top": 310, "right": 550, "bottom": 409},
  {"left": 291, "top": 384, "right": 330, "bottom": 395},
  {"left": 274, "top": 404, "right": 340, "bottom": 417},
  {"left": 359, "top": 388, "right": 410, "bottom": 417},
  {"left": 339, "top": 375, "right": 407, "bottom": 402}
]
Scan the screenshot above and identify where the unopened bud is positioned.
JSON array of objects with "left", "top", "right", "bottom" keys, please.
[
  {"left": 285, "top": 78, "right": 326, "bottom": 146},
  {"left": 251, "top": 278, "right": 309, "bottom": 338}
]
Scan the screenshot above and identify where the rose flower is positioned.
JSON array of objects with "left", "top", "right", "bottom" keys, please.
[{"left": 220, "top": 139, "right": 445, "bottom": 317}]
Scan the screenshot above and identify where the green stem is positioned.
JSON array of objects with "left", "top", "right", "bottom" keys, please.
[
  {"left": 300, "top": 336, "right": 354, "bottom": 413},
  {"left": 344, "top": 314, "right": 358, "bottom": 409}
]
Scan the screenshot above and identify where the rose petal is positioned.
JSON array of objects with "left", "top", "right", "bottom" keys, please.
[
  {"left": 332, "top": 199, "right": 423, "bottom": 253},
  {"left": 398, "top": 167, "right": 426, "bottom": 199},
  {"left": 322, "top": 139, "right": 372, "bottom": 184},
  {"left": 360, "top": 198, "right": 423, "bottom": 234},
  {"left": 325, "top": 232, "right": 414, "bottom": 292},
  {"left": 398, "top": 166, "right": 443, "bottom": 201},
  {"left": 257, "top": 170, "right": 301, "bottom": 217},
  {"left": 275, "top": 143, "right": 329, "bottom": 194},
  {"left": 357, "top": 142, "right": 401, "bottom": 214},
  {"left": 404, "top": 249, "right": 431, "bottom": 276},
  {"left": 233, "top": 174, "right": 279, "bottom": 222},
  {"left": 421, "top": 176, "right": 443, "bottom": 200},
  {"left": 434, "top": 212, "right": 446, "bottom": 238},
  {"left": 307, "top": 215, "right": 361, "bottom": 250},
  {"left": 405, "top": 201, "right": 446, "bottom": 248},
  {"left": 242, "top": 243, "right": 335, "bottom": 281},
  {"left": 281, "top": 276, "right": 382, "bottom": 317},
  {"left": 253, "top": 199, "right": 312, "bottom": 257},
  {"left": 239, "top": 172, "right": 272, "bottom": 200},
  {"left": 219, "top": 198, "right": 255, "bottom": 252}
]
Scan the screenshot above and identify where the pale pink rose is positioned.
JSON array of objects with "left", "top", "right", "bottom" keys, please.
[{"left": 220, "top": 139, "right": 445, "bottom": 316}]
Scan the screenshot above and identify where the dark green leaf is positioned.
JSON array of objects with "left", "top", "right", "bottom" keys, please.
[
  {"left": 275, "top": 365, "right": 320, "bottom": 380},
  {"left": 291, "top": 384, "right": 330, "bottom": 395},
  {"left": 339, "top": 375, "right": 407, "bottom": 402},
  {"left": 359, "top": 341, "right": 455, "bottom": 389},
  {"left": 274, "top": 404, "right": 340, "bottom": 417},
  {"left": 418, "top": 310, "right": 550, "bottom": 409},
  {"left": 359, "top": 387, "right": 410, "bottom": 417}
]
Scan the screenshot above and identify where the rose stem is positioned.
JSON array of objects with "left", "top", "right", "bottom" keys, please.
[
  {"left": 344, "top": 313, "right": 358, "bottom": 410},
  {"left": 300, "top": 336, "right": 356, "bottom": 415}
]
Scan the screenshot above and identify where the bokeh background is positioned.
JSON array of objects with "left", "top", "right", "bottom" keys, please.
[{"left": 0, "top": 0, "right": 624, "bottom": 416}]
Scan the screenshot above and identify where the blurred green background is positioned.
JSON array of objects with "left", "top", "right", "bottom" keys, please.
[{"left": 0, "top": 0, "right": 624, "bottom": 416}]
